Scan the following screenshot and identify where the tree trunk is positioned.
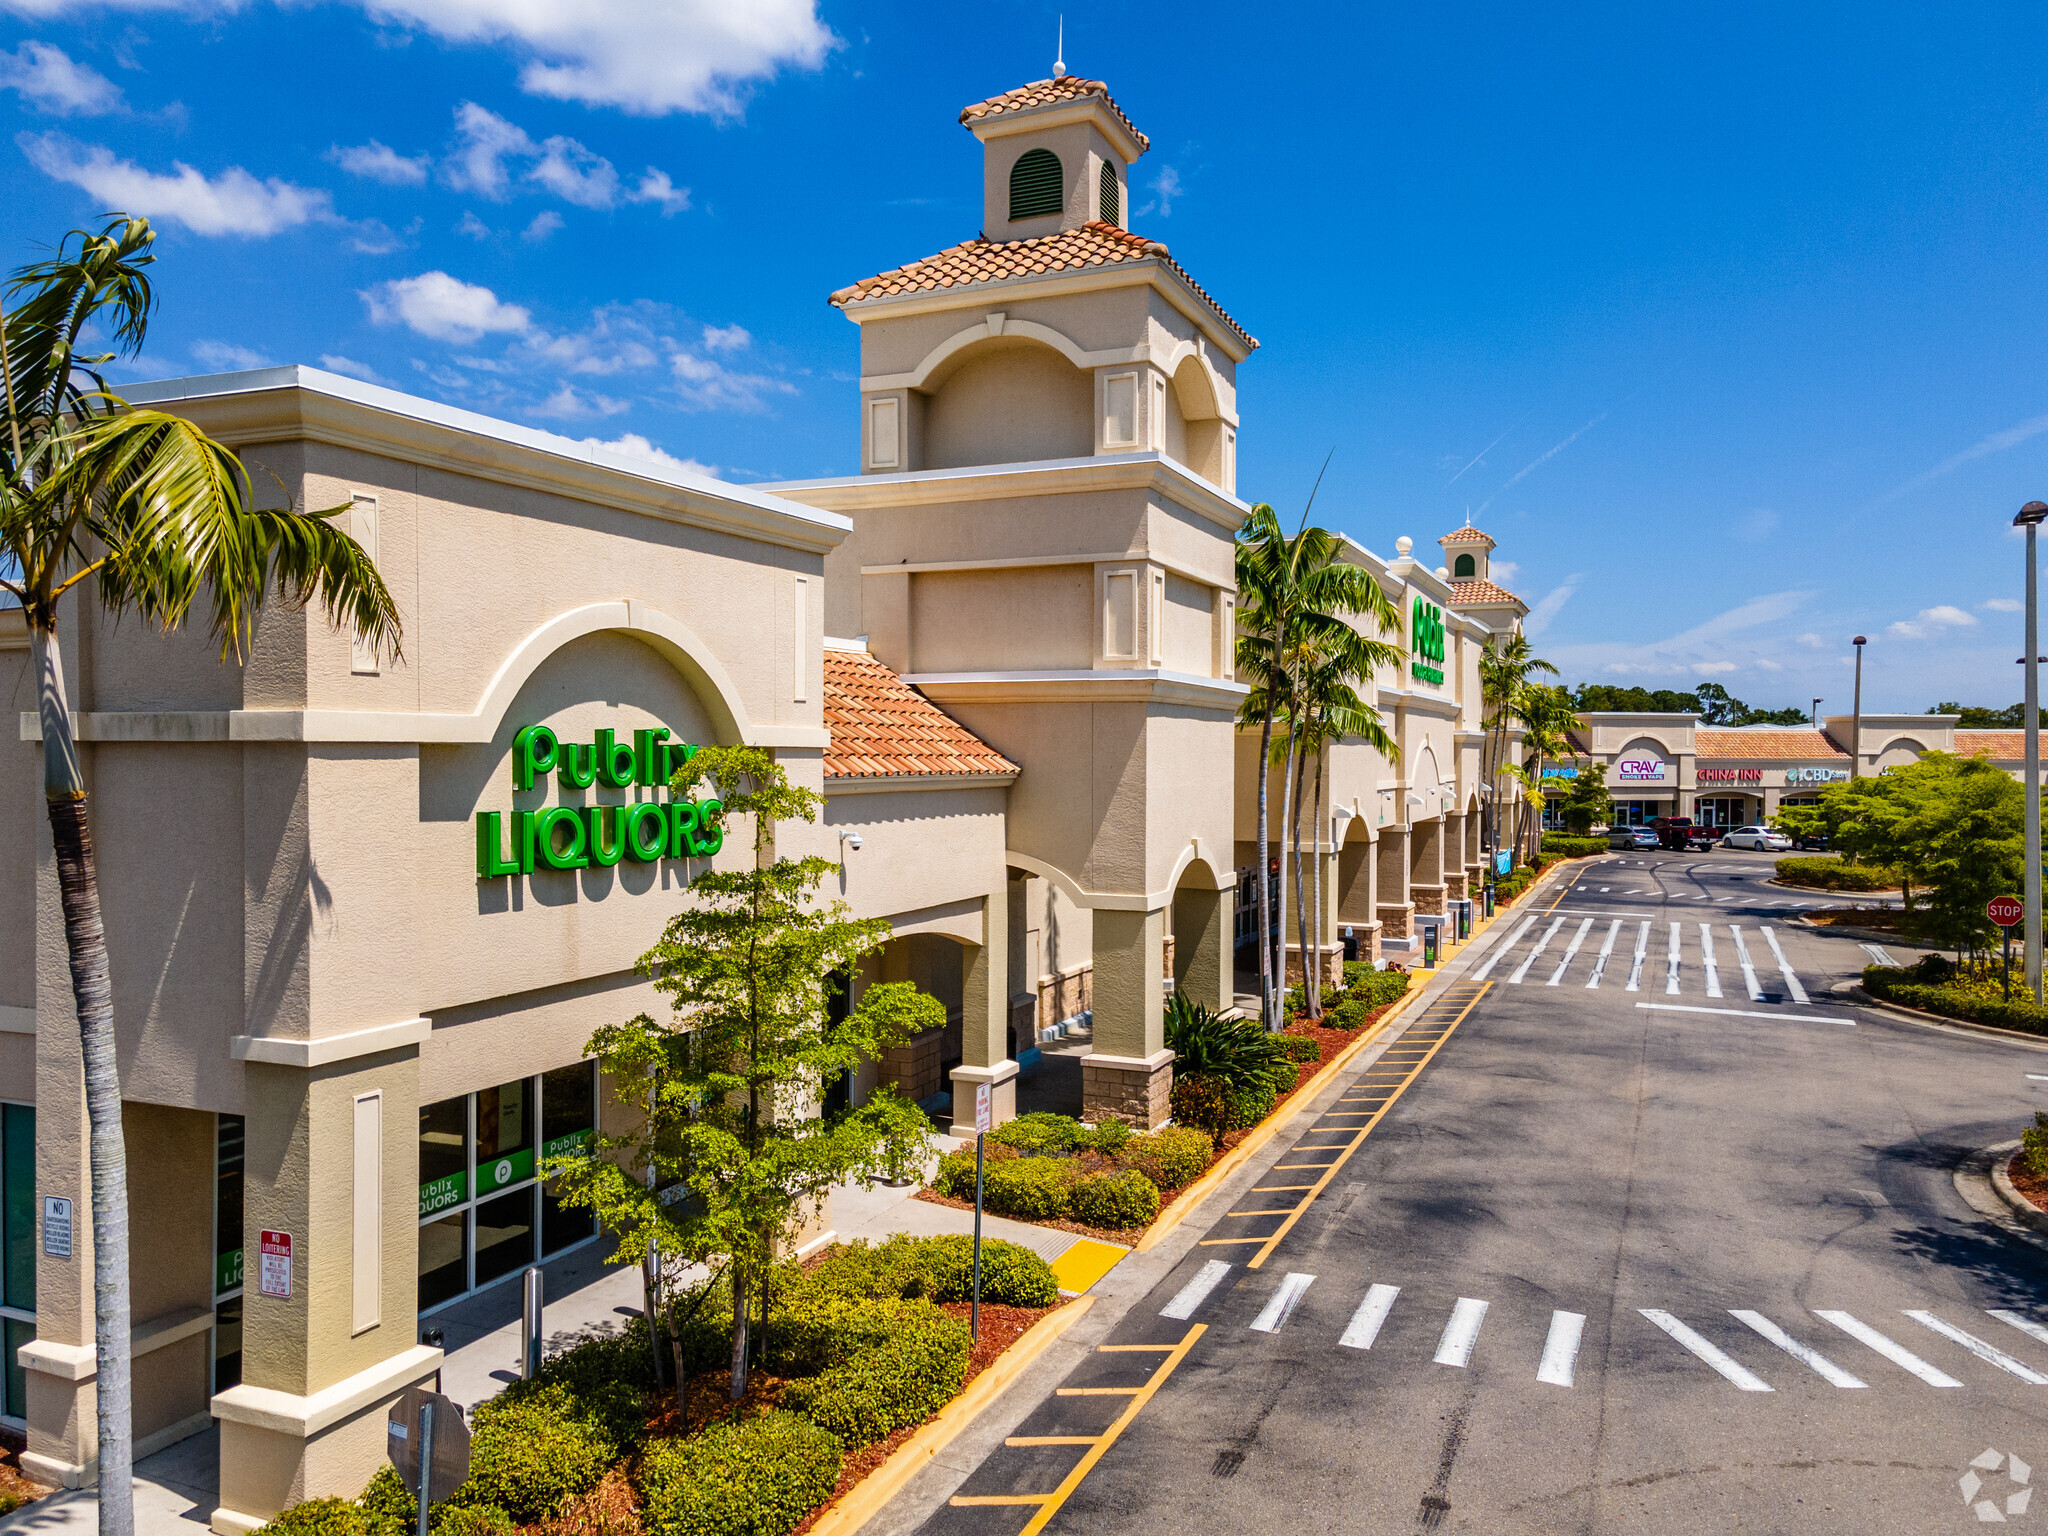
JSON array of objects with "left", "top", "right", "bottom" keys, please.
[
  {"left": 1275, "top": 726, "right": 1297, "bottom": 1029},
  {"left": 1255, "top": 707, "right": 1276, "bottom": 1026},
  {"left": 728, "top": 1268, "right": 750, "bottom": 1402},
  {"left": 35, "top": 626, "right": 133, "bottom": 1536},
  {"left": 1309, "top": 752, "right": 1328, "bottom": 1018},
  {"left": 1288, "top": 740, "right": 1310, "bottom": 1025}
]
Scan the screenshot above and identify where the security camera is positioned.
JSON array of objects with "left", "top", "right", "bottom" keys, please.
[{"left": 840, "top": 830, "right": 863, "bottom": 852}]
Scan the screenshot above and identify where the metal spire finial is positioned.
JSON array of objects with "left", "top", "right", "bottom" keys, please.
[{"left": 1054, "top": 15, "right": 1065, "bottom": 76}]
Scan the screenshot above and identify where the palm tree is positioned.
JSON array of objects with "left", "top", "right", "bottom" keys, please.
[
  {"left": 1514, "top": 683, "right": 1580, "bottom": 860},
  {"left": 1236, "top": 506, "right": 1398, "bottom": 1026},
  {"left": 1478, "top": 634, "right": 1556, "bottom": 868},
  {"left": 1, "top": 216, "right": 401, "bottom": 1536}
]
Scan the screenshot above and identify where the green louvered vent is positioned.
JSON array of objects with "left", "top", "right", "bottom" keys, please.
[
  {"left": 1454, "top": 553, "right": 1476, "bottom": 577},
  {"left": 1099, "top": 161, "right": 1120, "bottom": 225},
  {"left": 1009, "top": 148, "right": 1063, "bottom": 220}
]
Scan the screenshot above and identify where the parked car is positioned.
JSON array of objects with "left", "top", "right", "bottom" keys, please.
[
  {"left": 1720, "top": 825, "right": 1792, "bottom": 852},
  {"left": 1791, "top": 831, "right": 1831, "bottom": 852},
  {"left": 1650, "top": 816, "right": 1718, "bottom": 851},
  {"left": 1609, "top": 826, "right": 1659, "bottom": 850}
]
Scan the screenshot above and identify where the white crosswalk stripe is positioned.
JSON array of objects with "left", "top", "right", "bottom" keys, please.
[
  {"left": 1435, "top": 1298, "right": 1489, "bottom": 1366},
  {"left": 1547, "top": 918, "right": 1594, "bottom": 985},
  {"left": 1729, "top": 926, "right": 1766, "bottom": 1001},
  {"left": 1470, "top": 916, "right": 1538, "bottom": 981},
  {"left": 1538, "top": 1311, "right": 1586, "bottom": 1387},
  {"left": 1666, "top": 922, "right": 1681, "bottom": 994},
  {"left": 1699, "top": 923, "right": 1723, "bottom": 998},
  {"left": 1510, "top": 917, "right": 1566, "bottom": 984},
  {"left": 1586, "top": 918, "right": 1621, "bottom": 989},
  {"left": 1250, "top": 1272, "right": 1315, "bottom": 1333},
  {"left": 1640, "top": 1309, "right": 1773, "bottom": 1390},
  {"left": 1339, "top": 1284, "right": 1400, "bottom": 1349},
  {"left": 1905, "top": 1311, "right": 2048, "bottom": 1383},
  {"left": 1760, "top": 926, "right": 1810, "bottom": 1004},
  {"left": 1730, "top": 1310, "right": 1866, "bottom": 1387},
  {"left": 1626, "top": 921, "right": 1649, "bottom": 991},
  {"left": 1161, "top": 1260, "right": 1232, "bottom": 1320},
  {"left": 1816, "top": 1311, "right": 1962, "bottom": 1387}
]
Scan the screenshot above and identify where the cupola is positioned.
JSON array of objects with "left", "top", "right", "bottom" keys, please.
[
  {"left": 1439, "top": 523, "right": 1496, "bottom": 582},
  {"left": 958, "top": 76, "right": 1149, "bottom": 243}
]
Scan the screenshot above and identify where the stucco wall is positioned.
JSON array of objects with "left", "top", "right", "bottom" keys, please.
[{"left": 923, "top": 343, "right": 1093, "bottom": 469}]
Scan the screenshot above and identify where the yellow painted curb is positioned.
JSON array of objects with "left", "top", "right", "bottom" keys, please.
[
  {"left": 1135, "top": 980, "right": 1430, "bottom": 1253},
  {"left": 803, "top": 1294, "right": 1096, "bottom": 1536}
]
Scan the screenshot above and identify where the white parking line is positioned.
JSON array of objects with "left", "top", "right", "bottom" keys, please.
[
  {"left": 1729, "top": 926, "right": 1765, "bottom": 1001},
  {"left": 1860, "top": 943, "right": 1898, "bottom": 968},
  {"left": 1471, "top": 916, "right": 1538, "bottom": 981},
  {"left": 1538, "top": 1311, "right": 1586, "bottom": 1387},
  {"left": 1666, "top": 922, "right": 1682, "bottom": 994},
  {"left": 1639, "top": 1309, "right": 1772, "bottom": 1391},
  {"left": 1435, "top": 1298, "right": 1490, "bottom": 1367},
  {"left": 1161, "top": 1260, "right": 1232, "bottom": 1320},
  {"left": 1760, "top": 927, "right": 1810, "bottom": 1005},
  {"left": 1905, "top": 1311, "right": 2048, "bottom": 1383},
  {"left": 1699, "top": 923, "right": 1722, "bottom": 998},
  {"left": 1730, "top": 1310, "right": 1867, "bottom": 1387},
  {"left": 1626, "top": 921, "right": 1649, "bottom": 992},
  {"left": 1548, "top": 918, "right": 1594, "bottom": 986},
  {"left": 1635, "top": 1003, "right": 1855, "bottom": 1026},
  {"left": 1339, "top": 1284, "right": 1401, "bottom": 1350},
  {"left": 1815, "top": 1311, "right": 1962, "bottom": 1387},
  {"left": 1586, "top": 919, "right": 1621, "bottom": 989},
  {"left": 1250, "top": 1272, "right": 1316, "bottom": 1333},
  {"left": 1511, "top": 917, "right": 1566, "bottom": 984}
]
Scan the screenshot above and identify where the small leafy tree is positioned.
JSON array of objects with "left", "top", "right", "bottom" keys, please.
[
  {"left": 543, "top": 747, "right": 942, "bottom": 1403},
  {"left": 1560, "top": 762, "right": 1612, "bottom": 833}
]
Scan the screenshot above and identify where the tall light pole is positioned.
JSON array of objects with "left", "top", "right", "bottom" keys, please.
[
  {"left": 1811, "top": 697, "right": 1822, "bottom": 727},
  {"left": 2017, "top": 500, "right": 2047, "bottom": 1002},
  {"left": 1850, "top": 637, "right": 1868, "bottom": 779}
]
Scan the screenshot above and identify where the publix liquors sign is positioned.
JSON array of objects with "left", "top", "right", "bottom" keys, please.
[
  {"left": 1410, "top": 598, "right": 1446, "bottom": 686},
  {"left": 475, "top": 724, "right": 723, "bottom": 877}
]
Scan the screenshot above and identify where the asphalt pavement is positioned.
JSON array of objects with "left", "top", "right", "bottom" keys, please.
[{"left": 887, "top": 851, "right": 2048, "bottom": 1536}]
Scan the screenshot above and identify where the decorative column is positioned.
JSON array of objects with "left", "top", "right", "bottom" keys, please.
[
  {"left": 1171, "top": 883, "right": 1234, "bottom": 1019},
  {"left": 1410, "top": 816, "right": 1447, "bottom": 916},
  {"left": 1376, "top": 826, "right": 1413, "bottom": 943},
  {"left": 1081, "top": 908, "right": 1173, "bottom": 1128},
  {"left": 949, "top": 885, "right": 1019, "bottom": 1128}
]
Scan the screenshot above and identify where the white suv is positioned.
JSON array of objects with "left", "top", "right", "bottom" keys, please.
[{"left": 1719, "top": 825, "right": 1791, "bottom": 852}]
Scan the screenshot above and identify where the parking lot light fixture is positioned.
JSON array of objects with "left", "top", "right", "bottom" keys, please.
[
  {"left": 2016, "top": 501, "right": 2048, "bottom": 1000},
  {"left": 1850, "top": 637, "right": 1868, "bottom": 780}
]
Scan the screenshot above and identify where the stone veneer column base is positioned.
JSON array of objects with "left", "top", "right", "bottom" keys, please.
[
  {"left": 1283, "top": 944, "right": 1343, "bottom": 986},
  {"left": 1379, "top": 903, "right": 1414, "bottom": 940},
  {"left": 949, "top": 1059, "right": 1020, "bottom": 1128},
  {"left": 1411, "top": 882, "right": 1448, "bottom": 916},
  {"left": 1080, "top": 1049, "right": 1175, "bottom": 1129},
  {"left": 1445, "top": 872, "right": 1468, "bottom": 901}
]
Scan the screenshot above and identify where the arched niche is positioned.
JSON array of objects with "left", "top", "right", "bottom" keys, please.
[{"left": 922, "top": 334, "right": 1094, "bottom": 469}]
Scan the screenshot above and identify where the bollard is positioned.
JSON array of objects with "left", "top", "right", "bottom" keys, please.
[{"left": 522, "top": 1266, "right": 544, "bottom": 1379}]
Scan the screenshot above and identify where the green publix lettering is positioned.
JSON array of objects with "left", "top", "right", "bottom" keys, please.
[
  {"left": 1409, "top": 596, "right": 1446, "bottom": 685},
  {"left": 475, "top": 723, "right": 724, "bottom": 877}
]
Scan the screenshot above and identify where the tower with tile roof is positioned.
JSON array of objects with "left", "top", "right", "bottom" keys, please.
[
  {"left": 1439, "top": 522, "right": 1528, "bottom": 632},
  {"left": 768, "top": 75, "right": 1255, "bottom": 1128}
]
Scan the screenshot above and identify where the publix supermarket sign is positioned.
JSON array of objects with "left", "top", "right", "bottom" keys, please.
[
  {"left": 1410, "top": 598, "right": 1445, "bottom": 686},
  {"left": 475, "top": 724, "right": 723, "bottom": 878}
]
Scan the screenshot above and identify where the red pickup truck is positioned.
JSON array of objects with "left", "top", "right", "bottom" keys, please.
[{"left": 1650, "top": 816, "right": 1718, "bottom": 851}]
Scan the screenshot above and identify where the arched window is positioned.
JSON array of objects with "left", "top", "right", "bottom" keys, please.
[
  {"left": 1099, "top": 160, "right": 1120, "bottom": 225},
  {"left": 1453, "top": 553, "right": 1476, "bottom": 578},
  {"left": 1009, "top": 148, "right": 1063, "bottom": 220}
]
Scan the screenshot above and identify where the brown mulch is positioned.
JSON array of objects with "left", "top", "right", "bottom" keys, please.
[
  {"left": 0, "top": 1428, "right": 54, "bottom": 1514},
  {"left": 2009, "top": 1152, "right": 2048, "bottom": 1213},
  {"left": 1804, "top": 907, "right": 1913, "bottom": 931}
]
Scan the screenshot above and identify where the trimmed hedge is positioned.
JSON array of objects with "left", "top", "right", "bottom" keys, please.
[
  {"left": 638, "top": 1412, "right": 843, "bottom": 1536},
  {"left": 976, "top": 1154, "right": 1079, "bottom": 1220},
  {"left": 1069, "top": 1169, "right": 1160, "bottom": 1228},
  {"left": 266, "top": 1499, "right": 368, "bottom": 1536},
  {"left": 1777, "top": 856, "right": 1900, "bottom": 891},
  {"left": 871, "top": 1234, "right": 1059, "bottom": 1308},
  {"left": 779, "top": 1298, "right": 970, "bottom": 1446},
  {"left": 1122, "top": 1126, "right": 1212, "bottom": 1189},
  {"left": 984, "top": 1112, "right": 1087, "bottom": 1156},
  {"left": 432, "top": 1509, "right": 514, "bottom": 1536},
  {"left": 1540, "top": 835, "right": 1608, "bottom": 857},
  {"left": 457, "top": 1384, "right": 614, "bottom": 1523},
  {"left": 1862, "top": 965, "right": 2048, "bottom": 1034},
  {"left": 1170, "top": 1072, "right": 1276, "bottom": 1135},
  {"left": 1278, "top": 1033, "right": 1322, "bottom": 1063}
]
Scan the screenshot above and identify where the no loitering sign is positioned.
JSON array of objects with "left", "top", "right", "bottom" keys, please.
[{"left": 259, "top": 1230, "right": 293, "bottom": 1299}]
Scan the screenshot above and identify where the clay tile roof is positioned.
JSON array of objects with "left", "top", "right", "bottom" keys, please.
[
  {"left": 959, "top": 76, "right": 1149, "bottom": 152},
  {"left": 1447, "top": 578, "right": 1521, "bottom": 605},
  {"left": 828, "top": 221, "right": 1256, "bottom": 351},
  {"left": 823, "top": 647, "right": 1018, "bottom": 781},
  {"left": 1440, "top": 526, "right": 1494, "bottom": 545},
  {"left": 1956, "top": 729, "right": 2030, "bottom": 759},
  {"left": 1694, "top": 728, "right": 1847, "bottom": 760}
]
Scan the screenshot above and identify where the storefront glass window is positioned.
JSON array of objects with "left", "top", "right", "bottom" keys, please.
[
  {"left": 1, "top": 1102, "right": 33, "bottom": 1424},
  {"left": 419, "top": 1065, "right": 599, "bottom": 1312},
  {"left": 1695, "top": 797, "right": 1748, "bottom": 829},
  {"left": 214, "top": 1113, "right": 244, "bottom": 1391}
]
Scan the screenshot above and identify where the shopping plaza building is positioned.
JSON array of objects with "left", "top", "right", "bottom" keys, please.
[{"left": 0, "top": 69, "right": 1782, "bottom": 1528}]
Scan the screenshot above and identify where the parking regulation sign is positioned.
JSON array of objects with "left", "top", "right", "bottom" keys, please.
[{"left": 1990, "top": 895, "right": 2025, "bottom": 929}]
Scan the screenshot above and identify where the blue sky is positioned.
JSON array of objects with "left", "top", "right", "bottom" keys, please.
[{"left": 3, "top": 1, "right": 2044, "bottom": 714}]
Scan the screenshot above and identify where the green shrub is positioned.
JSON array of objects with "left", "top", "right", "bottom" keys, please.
[
  {"left": 824, "top": 1233, "right": 1059, "bottom": 1307},
  {"left": 1283, "top": 986, "right": 1306, "bottom": 1020},
  {"left": 1122, "top": 1126, "right": 1212, "bottom": 1189},
  {"left": 432, "top": 1509, "right": 514, "bottom": 1536},
  {"left": 1329, "top": 999, "right": 1368, "bottom": 1029},
  {"left": 979, "top": 1154, "right": 1079, "bottom": 1220},
  {"left": 779, "top": 1300, "right": 970, "bottom": 1447},
  {"left": 932, "top": 1141, "right": 1019, "bottom": 1200},
  {"left": 1068, "top": 1169, "right": 1160, "bottom": 1228},
  {"left": 1861, "top": 965, "right": 2048, "bottom": 1035},
  {"left": 267, "top": 1499, "right": 368, "bottom": 1536},
  {"left": 1279, "top": 1033, "right": 1322, "bottom": 1062},
  {"left": 0, "top": 1492, "right": 22, "bottom": 1518},
  {"left": 1163, "top": 996, "right": 1290, "bottom": 1094},
  {"left": 495, "top": 1319, "right": 655, "bottom": 1452},
  {"left": 1265, "top": 1059, "right": 1299, "bottom": 1095},
  {"left": 1540, "top": 835, "right": 1608, "bottom": 857},
  {"left": 638, "top": 1411, "right": 842, "bottom": 1536},
  {"left": 1078, "top": 1118, "right": 1133, "bottom": 1156},
  {"left": 2024, "top": 1112, "right": 2048, "bottom": 1180},
  {"left": 358, "top": 1466, "right": 421, "bottom": 1536},
  {"left": 984, "top": 1112, "right": 1086, "bottom": 1156},
  {"left": 1777, "top": 856, "right": 1899, "bottom": 891},
  {"left": 1169, "top": 1072, "right": 1276, "bottom": 1135},
  {"left": 457, "top": 1384, "right": 613, "bottom": 1523}
]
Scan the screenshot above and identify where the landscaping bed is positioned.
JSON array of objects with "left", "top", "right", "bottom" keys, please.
[
  {"left": 1862, "top": 959, "right": 2048, "bottom": 1035},
  {"left": 1775, "top": 855, "right": 1901, "bottom": 892},
  {"left": 2009, "top": 1151, "right": 2048, "bottom": 1215},
  {"left": 0, "top": 1430, "right": 52, "bottom": 1517},
  {"left": 262, "top": 1234, "right": 1063, "bottom": 1536}
]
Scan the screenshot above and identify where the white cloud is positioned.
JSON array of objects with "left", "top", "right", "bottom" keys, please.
[
  {"left": 1870, "top": 409, "right": 2048, "bottom": 509},
  {"left": 346, "top": 217, "right": 406, "bottom": 255},
  {"left": 669, "top": 345, "right": 793, "bottom": 411},
  {"left": 444, "top": 100, "right": 534, "bottom": 198},
  {"left": 362, "top": 270, "right": 531, "bottom": 343},
  {"left": 1488, "top": 560, "right": 1520, "bottom": 587},
  {"left": 1797, "top": 633, "right": 1825, "bottom": 648},
  {"left": 1755, "top": 658, "right": 1784, "bottom": 671},
  {"left": 1985, "top": 597, "right": 2025, "bottom": 613},
  {"left": 530, "top": 133, "right": 618, "bottom": 207},
  {"left": 1522, "top": 574, "right": 1580, "bottom": 639},
  {"left": 700, "top": 323, "right": 749, "bottom": 353},
  {"left": 1888, "top": 604, "right": 1979, "bottom": 641},
  {"left": 0, "top": 41, "right": 122, "bottom": 115},
  {"left": 582, "top": 431, "right": 714, "bottom": 478},
  {"left": 191, "top": 339, "right": 268, "bottom": 370},
  {"left": 1135, "top": 164, "right": 1180, "bottom": 220},
  {"left": 456, "top": 211, "right": 491, "bottom": 239},
  {"left": 318, "top": 354, "right": 384, "bottom": 382},
  {"left": 532, "top": 383, "right": 628, "bottom": 419},
  {"left": 522, "top": 209, "right": 562, "bottom": 241},
  {"left": 1693, "top": 661, "right": 1738, "bottom": 675},
  {"left": 630, "top": 167, "right": 689, "bottom": 214},
  {"left": 20, "top": 132, "right": 335, "bottom": 236},
  {"left": 331, "top": 139, "right": 429, "bottom": 185}
]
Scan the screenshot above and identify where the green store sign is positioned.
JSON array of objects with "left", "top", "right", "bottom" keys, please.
[
  {"left": 419, "top": 1170, "right": 467, "bottom": 1217},
  {"left": 1410, "top": 598, "right": 1446, "bottom": 686},
  {"left": 476, "top": 724, "right": 724, "bottom": 878},
  {"left": 217, "top": 1248, "right": 243, "bottom": 1295}
]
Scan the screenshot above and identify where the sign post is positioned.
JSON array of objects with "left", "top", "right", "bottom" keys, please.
[
  {"left": 971, "top": 1084, "right": 991, "bottom": 1342},
  {"left": 386, "top": 1385, "right": 470, "bottom": 1527},
  {"left": 1992, "top": 895, "right": 2026, "bottom": 1000}
]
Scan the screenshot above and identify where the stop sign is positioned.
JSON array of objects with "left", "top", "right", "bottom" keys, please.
[{"left": 1989, "top": 895, "right": 2025, "bottom": 928}]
